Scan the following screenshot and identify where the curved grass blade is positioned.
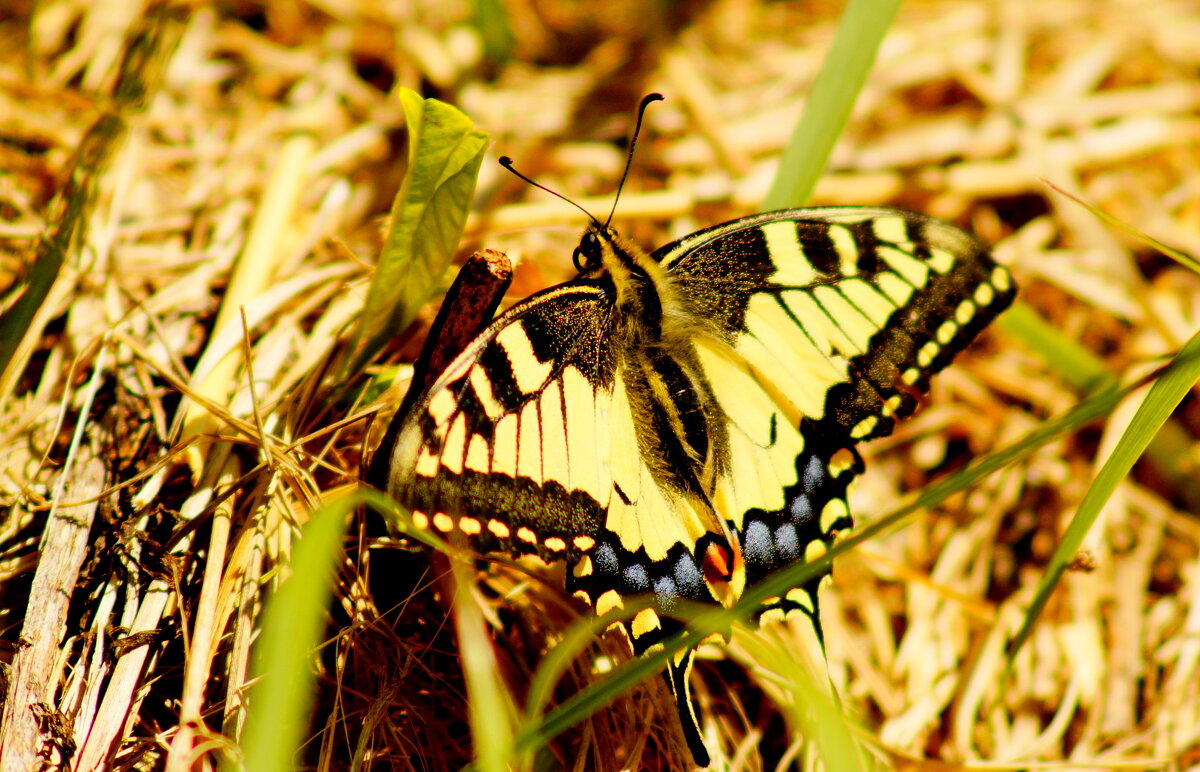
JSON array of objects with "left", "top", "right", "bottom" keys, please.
[
  {"left": 505, "top": 372, "right": 1134, "bottom": 764},
  {"left": 1005, "top": 331, "right": 1200, "bottom": 664},
  {"left": 1043, "top": 178, "right": 1200, "bottom": 275},
  {"left": 449, "top": 549, "right": 516, "bottom": 772},
  {"left": 340, "top": 90, "right": 488, "bottom": 379}
]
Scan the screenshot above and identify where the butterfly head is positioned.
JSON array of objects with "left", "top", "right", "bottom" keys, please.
[
  {"left": 571, "top": 222, "right": 660, "bottom": 281},
  {"left": 572, "top": 224, "right": 647, "bottom": 277},
  {"left": 572, "top": 228, "right": 605, "bottom": 272}
]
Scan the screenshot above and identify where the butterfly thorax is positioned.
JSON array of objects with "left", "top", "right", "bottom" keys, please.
[
  {"left": 576, "top": 225, "right": 677, "bottom": 343},
  {"left": 575, "top": 224, "right": 731, "bottom": 520}
]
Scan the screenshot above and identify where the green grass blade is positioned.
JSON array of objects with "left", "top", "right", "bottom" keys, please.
[
  {"left": 340, "top": 90, "right": 488, "bottom": 379},
  {"left": 450, "top": 551, "right": 516, "bottom": 772},
  {"left": 1043, "top": 178, "right": 1200, "bottom": 274},
  {"left": 763, "top": 0, "right": 902, "bottom": 210},
  {"left": 1006, "top": 331, "right": 1200, "bottom": 664},
  {"left": 511, "top": 605, "right": 723, "bottom": 761},
  {"left": 472, "top": 0, "right": 515, "bottom": 65},
  {"left": 234, "top": 495, "right": 353, "bottom": 772},
  {"left": 732, "top": 630, "right": 870, "bottom": 772},
  {"left": 999, "top": 303, "right": 1200, "bottom": 509},
  {"left": 1009, "top": 191, "right": 1200, "bottom": 512},
  {"left": 997, "top": 302, "right": 1113, "bottom": 394},
  {"left": 506, "top": 371, "right": 1135, "bottom": 761},
  {"left": 0, "top": 7, "right": 183, "bottom": 399}
]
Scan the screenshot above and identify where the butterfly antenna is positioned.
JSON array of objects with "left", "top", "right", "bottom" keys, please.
[
  {"left": 605, "top": 92, "right": 664, "bottom": 227},
  {"left": 499, "top": 156, "right": 600, "bottom": 226}
]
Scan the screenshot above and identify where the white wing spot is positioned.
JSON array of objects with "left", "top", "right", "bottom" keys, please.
[
  {"left": 878, "top": 245, "right": 929, "bottom": 287},
  {"left": 851, "top": 415, "right": 878, "bottom": 439},
  {"left": 415, "top": 447, "right": 440, "bottom": 478},
  {"left": 936, "top": 320, "right": 959, "bottom": 345},
  {"left": 820, "top": 498, "right": 850, "bottom": 533},
  {"left": 517, "top": 401, "right": 542, "bottom": 483},
  {"left": 871, "top": 215, "right": 909, "bottom": 244},
  {"left": 465, "top": 433, "right": 490, "bottom": 473},
  {"left": 492, "top": 413, "right": 518, "bottom": 477},
  {"left": 876, "top": 272, "right": 915, "bottom": 306},
  {"left": 991, "top": 266, "right": 1012, "bottom": 292},
  {"left": 839, "top": 278, "right": 896, "bottom": 325},
  {"left": 632, "top": 608, "right": 662, "bottom": 638},
  {"left": 440, "top": 413, "right": 467, "bottom": 474},
  {"left": 928, "top": 247, "right": 956, "bottom": 274},
  {"left": 596, "top": 589, "right": 624, "bottom": 615},
  {"left": 828, "top": 224, "right": 859, "bottom": 276},
  {"left": 917, "top": 340, "right": 940, "bottom": 367},
  {"left": 427, "top": 389, "right": 457, "bottom": 427},
  {"left": 469, "top": 366, "right": 506, "bottom": 420},
  {"left": 956, "top": 299, "right": 976, "bottom": 325}
]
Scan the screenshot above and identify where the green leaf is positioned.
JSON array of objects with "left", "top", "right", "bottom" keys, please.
[
  {"left": 340, "top": 89, "right": 488, "bottom": 379},
  {"left": 763, "top": 0, "right": 902, "bottom": 210}
]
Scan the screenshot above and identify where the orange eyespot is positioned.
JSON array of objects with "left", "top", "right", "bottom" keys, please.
[{"left": 702, "top": 540, "right": 734, "bottom": 583}]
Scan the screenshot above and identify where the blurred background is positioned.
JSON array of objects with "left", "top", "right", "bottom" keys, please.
[{"left": 1, "top": 0, "right": 1199, "bottom": 769}]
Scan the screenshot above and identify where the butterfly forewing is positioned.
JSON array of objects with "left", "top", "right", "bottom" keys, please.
[{"left": 662, "top": 207, "right": 1012, "bottom": 442}]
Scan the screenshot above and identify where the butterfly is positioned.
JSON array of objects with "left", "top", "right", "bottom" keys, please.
[{"left": 376, "top": 96, "right": 1015, "bottom": 766}]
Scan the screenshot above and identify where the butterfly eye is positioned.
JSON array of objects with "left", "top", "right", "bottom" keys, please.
[{"left": 574, "top": 231, "right": 602, "bottom": 271}]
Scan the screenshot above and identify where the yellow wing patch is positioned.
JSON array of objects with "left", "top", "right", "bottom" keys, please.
[{"left": 695, "top": 336, "right": 806, "bottom": 526}]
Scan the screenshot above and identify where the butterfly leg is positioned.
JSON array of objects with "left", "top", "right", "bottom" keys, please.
[{"left": 665, "top": 648, "right": 710, "bottom": 767}]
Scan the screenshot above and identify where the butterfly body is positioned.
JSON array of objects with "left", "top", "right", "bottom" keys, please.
[{"left": 381, "top": 206, "right": 1014, "bottom": 765}]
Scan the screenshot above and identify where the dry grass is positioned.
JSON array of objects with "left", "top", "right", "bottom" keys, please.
[{"left": 2, "top": 0, "right": 1199, "bottom": 770}]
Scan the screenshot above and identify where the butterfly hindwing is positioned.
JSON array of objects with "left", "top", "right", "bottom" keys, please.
[{"left": 388, "top": 284, "right": 609, "bottom": 557}]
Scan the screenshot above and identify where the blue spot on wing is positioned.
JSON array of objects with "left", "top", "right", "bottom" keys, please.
[
  {"left": 774, "top": 523, "right": 800, "bottom": 560},
  {"left": 743, "top": 520, "right": 772, "bottom": 567}
]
